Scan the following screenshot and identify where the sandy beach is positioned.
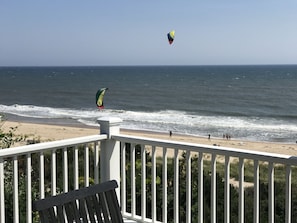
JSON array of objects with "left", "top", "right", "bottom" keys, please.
[{"left": 1, "top": 120, "right": 297, "bottom": 156}]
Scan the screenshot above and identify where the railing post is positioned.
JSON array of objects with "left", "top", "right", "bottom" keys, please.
[{"left": 97, "top": 117, "right": 122, "bottom": 185}]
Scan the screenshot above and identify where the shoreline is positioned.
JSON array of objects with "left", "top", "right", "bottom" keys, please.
[{"left": 1, "top": 120, "right": 297, "bottom": 156}]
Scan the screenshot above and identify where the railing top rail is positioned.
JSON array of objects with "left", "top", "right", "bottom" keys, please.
[
  {"left": 112, "top": 134, "right": 297, "bottom": 165},
  {"left": 0, "top": 134, "right": 107, "bottom": 158}
]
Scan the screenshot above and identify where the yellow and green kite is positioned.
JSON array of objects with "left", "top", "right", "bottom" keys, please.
[
  {"left": 96, "top": 88, "right": 108, "bottom": 109},
  {"left": 167, "top": 30, "right": 175, "bottom": 45}
]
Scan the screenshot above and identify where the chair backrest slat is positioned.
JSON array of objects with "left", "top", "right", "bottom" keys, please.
[
  {"left": 56, "top": 205, "right": 65, "bottom": 223},
  {"left": 33, "top": 180, "right": 123, "bottom": 223},
  {"left": 86, "top": 195, "right": 100, "bottom": 223},
  {"left": 106, "top": 190, "right": 124, "bottom": 222}
]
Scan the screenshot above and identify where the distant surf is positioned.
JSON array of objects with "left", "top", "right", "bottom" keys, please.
[{"left": 1, "top": 104, "right": 297, "bottom": 143}]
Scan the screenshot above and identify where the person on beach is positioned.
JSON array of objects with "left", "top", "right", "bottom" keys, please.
[{"left": 169, "top": 131, "right": 172, "bottom": 137}]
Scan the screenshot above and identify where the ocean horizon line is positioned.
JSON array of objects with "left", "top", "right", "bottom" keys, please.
[{"left": 1, "top": 64, "right": 297, "bottom": 68}]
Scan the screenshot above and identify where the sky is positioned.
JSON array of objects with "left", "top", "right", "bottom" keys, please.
[{"left": 1, "top": 1, "right": 297, "bottom": 66}]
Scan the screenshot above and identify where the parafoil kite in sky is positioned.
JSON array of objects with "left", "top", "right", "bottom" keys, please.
[
  {"left": 96, "top": 88, "right": 108, "bottom": 109},
  {"left": 167, "top": 30, "right": 175, "bottom": 45}
]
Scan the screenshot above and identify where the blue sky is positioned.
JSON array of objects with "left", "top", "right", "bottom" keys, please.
[{"left": 1, "top": 1, "right": 297, "bottom": 66}]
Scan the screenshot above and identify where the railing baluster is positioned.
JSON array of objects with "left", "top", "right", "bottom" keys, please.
[
  {"left": 51, "top": 150, "right": 56, "bottom": 196},
  {"left": 0, "top": 158, "right": 4, "bottom": 223},
  {"left": 198, "top": 152, "right": 203, "bottom": 223},
  {"left": 94, "top": 142, "right": 99, "bottom": 184},
  {"left": 186, "top": 150, "right": 191, "bottom": 223},
  {"left": 152, "top": 146, "right": 156, "bottom": 222},
  {"left": 211, "top": 154, "right": 217, "bottom": 223},
  {"left": 84, "top": 144, "right": 89, "bottom": 187},
  {"left": 254, "top": 160, "right": 259, "bottom": 223},
  {"left": 268, "top": 162, "right": 274, "bottom": 223},
  {"left": 174, "top": 148, "right": 179, "bottom": 222},
  {"left": 63, "top": 148, "right": 68, "bottom": 192},
  {"left": 225, "top": 155, "right": 230, "bottom": 223},
  {"left": 239, "top": 158, "right": 244, "bottom": 223},
  {"left": 131, "top": 143, "right": 136, "bottom": 217},
  {"left": 162, "top": 147, "right": 168, "bottom": 223},
  {"left": 121, "top": 142, "right": 126, "bottom": 213},
  {"left": 74, "top": 146, "right": 79, "bottom": 190},
  {"left": 141, "top": 144, "right": 146, "bottom": 221},
  {"left": 13, "top": 156, "right": 19, "bottom": 223},
  {"left": 26, "top": 154, "right": 32, "bottom": 223},
  {"left": 285, "top": 164, "right": 292, "bottom": 223},
  {"left": 39, "top": 152, "right": 45, "bottom": 199}
]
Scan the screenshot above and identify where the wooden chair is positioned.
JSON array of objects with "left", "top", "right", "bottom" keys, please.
[{"left": 33, "top": 180, "right": 123, "bottom": 223}]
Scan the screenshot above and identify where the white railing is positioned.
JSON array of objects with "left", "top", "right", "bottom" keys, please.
[
  {"left": 0, "top": 134, "right": 108, "bottom": 223},
  {"left": 1, "top": 117, "right": 297, "bottom": 223},
  {"left": 115, "top": 134, "right": 297, "bottom": 223}
]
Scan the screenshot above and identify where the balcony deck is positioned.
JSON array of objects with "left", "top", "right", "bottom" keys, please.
[{"left": 1, "top": 117, "right": 297, "bottom": 223}]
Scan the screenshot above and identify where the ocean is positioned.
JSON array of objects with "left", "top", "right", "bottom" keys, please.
[{"left": 1, "top": 65, "right": 297, "bottom": 143}]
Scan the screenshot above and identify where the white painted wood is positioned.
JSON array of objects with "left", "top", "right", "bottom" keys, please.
[
  {"left": 162, "top": 147, "right": 168, "bottom": 223},
  {"left": 63, "top": 148, "right": 68, "bottom": 193},
  {"left": 26, "top": 154, "right": 32, "bottom": 223},
  {"left": 174, "top": 148, "right": 179, "bottom": 223},
  {"left": 211, "top": 154, "right": 217, "bottom": 223},
  {"left": 268, "top": 162, "right": 274, "bottom": 223},
  {"left": 84, "top": 144, "right": 89, "bottom": 187},
  {"left": 98, "top": 118, "right": 121, "bottom": 190},
  {"left": 198, "top": 153, "right": 204, "bottom": 223},
  {"left": 121, "top": 142, "right": 127, "bottom": 213},
  {"left": 39, "top": 152, "right": 45, "bottom": 198},
  {"left": 285, "top": 165, "right": 292, "bottom": 223},
  {"left": 51, "top": 150, "right": 56, "bottom": 196},
  {"left": 0, "top": 134, "right": 107, "bottom": 157},
  {"left": 74, "top": 146, "right": 79, "bottom": 190},
  {"left": 186, "top": 151, "right": 191, "bottom": 223},
  {"left": 0, "top": 158, "right": 5, "bottom": 223},
  {"left": 141, "top": 144, "right": 146, "bottom": 221},
  {"left": 13, "top": 156, "right": 19, "bottom": 223},
  {"left": 152, "top": 146, "right": 157, "bottom": 222},
  {"left": 254, "top": 160, "right": 259, "bottom": 223},
  {"left": 131, "top": 144, "right": 136, "bottom": 218},
  {"left": 224, "top": 156, "right": 230, "bottom": 223},
  {"left": 238, "top": 158, "right": 244, "bottom": 223},
  {"left": 94, "top": 142, "right": 99, "bottom": 184}
]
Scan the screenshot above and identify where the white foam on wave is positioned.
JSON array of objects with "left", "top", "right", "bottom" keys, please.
[
  {"left": 0, "top": 104, "right": 86, "bottom": 119},
  {"left": 1, "top": 104, "right": 297, "bottom": 142}
]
